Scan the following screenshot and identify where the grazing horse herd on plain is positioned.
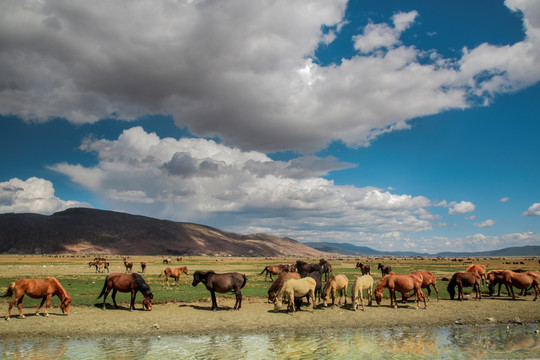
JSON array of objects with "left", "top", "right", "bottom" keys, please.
[{"left": 1, "top": 257, "right": 539, "bottom": 319}]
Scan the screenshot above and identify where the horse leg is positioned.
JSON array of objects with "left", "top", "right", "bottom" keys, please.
[
  {"left": 16, "top": 295, "right": 25, "bottom": 318},
  {"left": 35, "top": 297, "right": 47, "bottom": 316},
  {"left": 390, "top": 289, "right": 397, "bottom": 309},
  {"left": 433, "top": 283, "right": 440, "bottom": 301},
  {"left": 101, "top": 288, "right": 111, "bottom": 310},
  {"left": 309, "top": 290, "right": 315, "bottom": 312},
  {"left": 533, "top": 284, "right": 539, "bottom": 301},
  {"left": 509, "top": 285, "right": 516, "bottom": 300},
  {"left": 457, "top": 283, "right": 463, "bottom": 301},
  {"left": 130, "top": 290, "right": 137, "bottom": 311},
  {"left": 234, "top": 289, "right": 243, "bottom": 310},
  {"left": 210, "top": 290, "right": 218, "bottom": 311},
  {"left": 6, "top": 293, "right": 23, "bottom": 320},
  {"left": 112, "top": 289, "right": 119, "bottom": 308}
]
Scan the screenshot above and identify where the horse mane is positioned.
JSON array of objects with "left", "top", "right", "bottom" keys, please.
[
  {"left": 374, "top": 276, "right": 388, "bottom": 293},
  {"left": 132, "top": 273, "right": 153, "bottom": 298},
  {"left": 49, "top": 277, "right": 69, "bottom": 300}
]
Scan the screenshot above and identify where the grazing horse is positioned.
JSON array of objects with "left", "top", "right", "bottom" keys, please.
[
  {"left": 192, "top": 271, "right": 247, "bottom": 311},
  {"left": 1, "top": 277, "right": 72, "bottom": 320},
  {"left": 321, "top": 274, "right": 348, "bottom": 308},
  {"left": 375, "top": 273, "right": 426, "bottom": 309},
  {"left": 97, "top": 273, "right": 153, "bottom": 311},
  {"left": 274, "top": 277, "right": 316, "bottom": 313},
  {"left": 159, "top": 266, "right": 189, "bottom": 287},
  {"left": 267, "top": 272, "right": 300, "bottom": 303},
  {"left": 465, "top": 264, "right": 487, "bottom": 285},
  {"left": 351, "top": 275, "right": 373, "bottom": 311},
  {"left": 355, "top": 262, "right": 371, "bottom": 275},
  {"left": 487, "top": 270, "right": 539, "bottom": 301},
  {"left": 447, "top": 272, "right": 481, "bottom": 301},
  {"left": 89, "top": 261, "right": 109, "bottom": 273},
  {"left": 378, "top": 263, "right": 392, "bottom": 277},
  {"left": 486, "top": 270, "right": 512, "bottom": 297},
  {"left": 295, "top": 260, "right": 322, "bottom": 278},
  {"left": 123, "top": 259, "right": 133, "bottom": 273},
  {"left": 260, "top": 264, "right": 291, "bottom": 282},
  {"left": 140, "top": 262, "right": 147, "bottom": 273},
  {"left": 411, "top": 270, "right": 440, "bottom": 301}
]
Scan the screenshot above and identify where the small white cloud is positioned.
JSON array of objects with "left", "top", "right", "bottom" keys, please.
[
  {"left": 448, "top": 201, "right": 476, "bottom": 215},
  {"left": 523, "top": 203, "right": 540, "bottom": 216},
  {"left": 0, "top": 177, "right": 90, "bottom": 214},
  {"left": 474, "top": 219, "right": 496, "bottom": 228},
  {"left": 466, "top": 215, "right": 477, "bottom": 220},
  {"left": 500, "top": 197, "right": 510, "bottom": 203}
]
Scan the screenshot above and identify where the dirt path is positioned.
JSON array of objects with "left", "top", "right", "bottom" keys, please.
[{"left": 1, "top": 297, "right": 539, "bottom": 340}]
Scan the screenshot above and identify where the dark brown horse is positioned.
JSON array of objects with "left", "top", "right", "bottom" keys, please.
[
  {"left": 355, "top": 262, "right": 371, "bottom": 275},
  {"left": 487, "top": 270, "right": 539, "bottom": 301},
  {"left": 295, "top": 260, "right": 322, "bottom": 278},
  {"left": 378, "top": 263, "right": 392, "bottom": 277},
  {"left": 374, "top": 273, "right": 426, "bottom": 309},
  {"left": 319, "top": 260, "right": 333, "bottom": 282},
  {"left": 140, "top": 261, "right": 147, "bottom": 273},
  {"left": 123, "top": 259, "right": 133, "bottom": 273},
  {"left": 267, "top": 272, "right": 300, "bottom": 303},
  {"left": 192, "top": 271, "right": 247, "bottom": 311},
  {"left": 1, "top": 277, "right": 71, "bottom": 320},
  {"left": 97, "top": 273, "right": 153, "bottom": 311},
  {"left": 447, "top": 272, "right": 481, "bottom": 301}
]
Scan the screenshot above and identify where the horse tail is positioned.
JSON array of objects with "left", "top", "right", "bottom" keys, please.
[
  {"left": 241, "top": 274, "right": 247, "bottom": 289},
  {"left": 0, "top": 282, "right": 15, "bottom": 298},
  {"left": 260, "top": 267, "right": 268, "bottom": 275},
  {"left": 97, "top": 276, "right": 108, "bottom": 299}
]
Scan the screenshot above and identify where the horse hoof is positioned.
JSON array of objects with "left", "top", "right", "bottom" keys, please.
[{"left": 5, "top": 317, "right": 10, "bottom": 321}]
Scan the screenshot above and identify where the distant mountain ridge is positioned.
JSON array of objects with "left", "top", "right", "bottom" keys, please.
[
  {"left": 0, "top": 208, "right": 323, "bottom": 257},
  {"left": 304, "top": 242, "right": 540, "bottom": 257}
]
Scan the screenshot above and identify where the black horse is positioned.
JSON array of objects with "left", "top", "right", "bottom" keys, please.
[
  {"left": 97, "top": 273, "right": 153, "bottom": 311},
  {"left": 192, "top": 270, "right": 247, "bottom": 311},
  {"left": 296, "top": 260, "right": 322, "bottom": 278}
]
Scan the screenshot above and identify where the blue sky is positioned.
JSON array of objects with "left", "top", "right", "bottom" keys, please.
[{"left": 1, "top": 0, "right": 539, "bottom": 253}]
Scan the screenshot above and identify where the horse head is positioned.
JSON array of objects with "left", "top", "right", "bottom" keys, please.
[
  {"left": 374, "top": 289, "right": 383, "bottom": 305},
  {"left": 142, "top": 295, "right": 153, "bottom": 310},
  {"left": 60, "top": 296, "right": 72, "bottom": 315}
]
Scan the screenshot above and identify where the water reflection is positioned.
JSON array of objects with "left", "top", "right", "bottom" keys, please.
[{"left": 1, "top": 324, "right": 539, "bottom": 359}]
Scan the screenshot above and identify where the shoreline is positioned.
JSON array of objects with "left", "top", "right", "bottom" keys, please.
[{"left": 1, "top": 297, "right": 539, "bottom": 341}]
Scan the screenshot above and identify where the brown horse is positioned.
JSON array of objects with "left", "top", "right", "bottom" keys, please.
[
  {"left": 140, "top": 262, "right": 147, "bottom": 273},
  {"left": 192, "top": 271, "right": 247, "bottom": 311},
  {"left": 267, "top": 272, "right": 300, "bottom": 303},
  {"left": 375, "top": 273, "right": 426, "bottom": 309},
  {"left": 97, "top": 273, "right": 153, "bottom": 311},
  {"left": 295, "top": 260, "right": 322, "bottom": 278},
  {"left": 159, "top": 266, "right": 189, "bottom": 287},
  {"left": 411, "top": 270, "right": 440, "bottom": 301},
  {"left": 1, "top": 277, "right": 71, "bottom": 320},
  {"left": 355, "top": 262, "right": 371, "bottom": 275},
  {"left": 465, "top": 264, "right": 487, "bottom": 285},
  {"left": 321, "top": 274, "right": 348, "bottom": 308},
  {"left": 260, "top": 264, "right": 291, "bottom": 282},
  {"left": 89, "top": 261, "right": 109, "bottom": 273},
  {"left": 486, "top": 270, "right": 512, "bottom": 296},
  {"left": 487, "top": 270, "right": 539, "bottom": 301},
  {"left": 378, "top": 263, "right": 392, "bottom": 277},
  {"left": 123, "top": 259, "right": 133, "bottom": 273},
  {"left": 447, "top": 272, "right": 481, "bottom": 301}
]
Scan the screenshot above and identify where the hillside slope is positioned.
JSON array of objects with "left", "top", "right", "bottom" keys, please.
[{"left": 0, "top": 208, "right": 323, "bottom": 257}]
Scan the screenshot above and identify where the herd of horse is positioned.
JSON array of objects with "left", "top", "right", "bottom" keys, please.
[{"left": 1, "top": 258, "right": 539, "bottom": 319}]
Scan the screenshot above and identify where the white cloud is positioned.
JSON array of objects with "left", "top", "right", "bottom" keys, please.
[
  {"left": 448, "top": 201, "right": 476, "bottom": 215},
  {"left": 0, "top": 177, "right": 90, "bottom": 214},
  {"left": 474, "top": 219, "right": 496, "bottom": 228},
  {"left": 50, "top": 127, "right": 436, "bottom": 235},
  {"left": 523, "top": 202, "right": 540, "bottom": 216},
  {"left": 500, "top": 197, "right": 510, "bottom": 202},
  {"left": 0, "top": 1, "right": 539, "bottom": 153}
]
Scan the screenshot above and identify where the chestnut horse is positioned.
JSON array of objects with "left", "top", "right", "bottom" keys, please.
[
  {"left": 378, "top": 263, "right": 392, "bottom": 277},
  {"left": 411, "top": 270, "right": 440, "bottom": 301},
  {"left": 321, "top": 274, "right": 348, "bottom": 308},
  {"left": 123, "top": 259, "right": 133, "bottom": 273},
  {"left": 375, "top": 273, "right": 426, "bottom": 309},
  {"left": 267, "top": 272, "right": 300, "bottom": 303},
  {"left": 260, "top": 264, "right": 291, "bottom": 282},
  {"left": 487, "top": 270, "right": 539, "bottom": 301},
  {"left": 355, "top": 262, "right": 371, "bottom": 275},
  {"left": 1, "top": 277, "right": 71, "bottom": 320},
  {"left": 159, "top": 266, "right": 189, "bottom": 287},
  {"left": 465, "top": 264, "right": 487, "bottom": 285},
  {"left": 192, "top": 271, "right": 247, "bottom": 311},
  {"left": 89, "top": 261, "right": 109, "bottom": 273},
  {"left": 447, "top": 272, "right": 481, "bottom": 301},
  {"left": 486, "top": 270, "right": 512, "bottom": 297},
  {"left": 97, "top": 273, "right": 153, "bottom": 311},
  {"left": 351, "top": 275, "right": 373, "bottom": 311}
]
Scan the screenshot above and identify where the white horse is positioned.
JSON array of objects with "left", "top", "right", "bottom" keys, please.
[{"left": 351, "top": 275, "right": 373, "bottom": 311}]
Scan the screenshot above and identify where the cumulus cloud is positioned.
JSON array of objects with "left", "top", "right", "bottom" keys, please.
[
  {"left": 448, "top": 201, "right": 476, "bottom": 215},
  {"left": 474, "top": 219, "right": 496, "bottom": 228},
  {"left": 0, "top": 177, "right": 90, "bottom": 214},
  {"left": 50, "top": 127, "right": 436, "bottom": 235},
  {"left": 1, "top": 1, "right": 539, "bottom": 153},
  {"left": 523, "top": 203, "right": 540, "bottom": 216}
]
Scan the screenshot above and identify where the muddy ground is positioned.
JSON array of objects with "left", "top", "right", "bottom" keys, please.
[{"left": 1, "top": 296, "right": 539, "bottom": 340}]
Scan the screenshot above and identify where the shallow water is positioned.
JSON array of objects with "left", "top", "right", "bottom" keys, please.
[{"left": 1, "top": 324, "right": 539, "bottom": 359}]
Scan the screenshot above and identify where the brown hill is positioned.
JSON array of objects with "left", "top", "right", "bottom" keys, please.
[{"left": 0, "top": 208, "right": 324, "bottom": 257}]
